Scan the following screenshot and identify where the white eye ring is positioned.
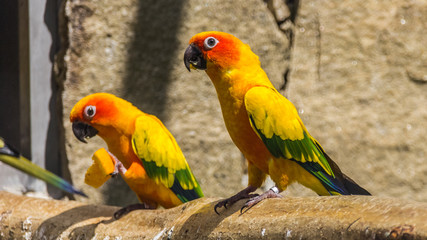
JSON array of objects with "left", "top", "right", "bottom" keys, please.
[
  {"left": 204, "top": 37, "right": 219, "bottom": 50},
  {"left": 84, "top": 105, "right": 96, "bottom": 120}
]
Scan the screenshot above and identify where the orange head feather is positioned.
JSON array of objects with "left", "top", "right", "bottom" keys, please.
[
  {"left": 184, "top": 31, "right": 259, "bottom": 71},
  {"left": 70, "top": 93, "right": 142, "bottom": 142},
  {"left": 71, "top": 93, "right": 118, "bottom": 124}
]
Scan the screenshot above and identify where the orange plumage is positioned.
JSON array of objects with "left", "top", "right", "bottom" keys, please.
[
  {"left": 70, "top": 93, "right": 203, "bottom": 212},
  {"left": 184, "top": 31, "right": 370, "bottom": 212}
]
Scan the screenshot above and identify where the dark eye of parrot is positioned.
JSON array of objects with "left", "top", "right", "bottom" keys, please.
[
  {"left": 84, "top": 105, "right": 96, "bottom": 120},
  {"left": 204, "top": 37, "right": 219, "bottom": 50}
]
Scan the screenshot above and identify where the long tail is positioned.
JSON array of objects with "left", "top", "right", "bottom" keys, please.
[
  {"left": 0, "top": 137, "right": 87, "bottom": 197},
  {"left": 323, "top": 152, "right": 371, "bottom": 195},
  {"left": 341, "top": 173, "right": 371, "bottom": 195}
]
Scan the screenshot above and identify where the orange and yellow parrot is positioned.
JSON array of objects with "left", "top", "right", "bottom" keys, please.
[
  {"left": 70, "top": 93, "right": 203, "bottom": 218},
  {"left": 184, "top": 31, "right": 370, "bottom": 213}
]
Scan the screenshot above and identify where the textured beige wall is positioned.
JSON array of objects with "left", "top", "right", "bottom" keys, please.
[
  {"left": 287, "top": 0, "right": 427, "bottom": 201},
  {"left": 60, "top": 0, "right": 427, "bottom": 206}
]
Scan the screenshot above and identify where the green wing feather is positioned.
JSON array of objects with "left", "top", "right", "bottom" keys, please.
[
  {"left": 245, "top": 87, "right": 349, "bottom": 195},
  {"left": 131, "top": 115, "right": 203, "bottom": 202},
  {"left": 0, "top": 137, "right": 87, "bottom": 197}
]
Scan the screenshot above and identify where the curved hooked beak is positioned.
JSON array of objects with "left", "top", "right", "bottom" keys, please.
[
  {"left": 72, "top": 121, "right": 98, "bottom": 143},
  {"left": 184, "top": 43, "right": 207, "bottom": 71}
]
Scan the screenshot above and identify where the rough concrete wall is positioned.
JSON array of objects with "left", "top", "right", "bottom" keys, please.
[
  {"left": 0, "top": 192, "right": 425, "bottom": 239},
  {"left": 60, "top": 0, "right": 427, "bottom": 206},
  {"left": 285, "top": 0, "right": 427, "bottom": 201}
]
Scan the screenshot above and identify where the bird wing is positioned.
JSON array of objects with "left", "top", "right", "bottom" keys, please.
[
  {"left": 0, "top": 137, "right": 87, "bottom": 197},
  {"left": 131, "top": 115, "right": 203, "bottom": 202},
  {"left": 244, "top": 86, "right": 348, "bottom": 195}
]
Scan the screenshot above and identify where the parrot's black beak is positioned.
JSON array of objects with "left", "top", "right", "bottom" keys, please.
[
  {"left": 72, "top": 121, "right": 98, "bottom": 143},
  {"left": 184, "top": 43, "right": 206, "bottom": 71}
]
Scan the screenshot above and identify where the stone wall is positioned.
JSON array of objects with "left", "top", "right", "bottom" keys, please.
[
  {"left": 60, "top": 0, "right": 427, "bottom": 206},
  {"left": 286, "top": 0, "right": 427, "bottom": 201}
]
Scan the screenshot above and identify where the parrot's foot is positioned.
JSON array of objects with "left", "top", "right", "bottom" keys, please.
[
  {"left": 240, "top": 186, "right": 283, "bottom": 213},
  {"left": 109, "top": 161, "right": 126, "bottom": 177},
  {"left": 214, "top": 185, "right": 258, "bottom": 215},
  {"left": 107, "top": 151, "right": 126, "bottom": 177},
  {"left": 113, "top": 203, "right": 156, "bottom": 219}
]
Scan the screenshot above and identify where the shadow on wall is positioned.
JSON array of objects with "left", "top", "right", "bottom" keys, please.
[
  {"left": 122, "top": 0, "right": 185, "bottom": 120},
  {"left": 103, "top": 0, "right": 186, "bottom": 205},
  {"left": 44, "top": 0, "right": 71, "bottom": 199}
]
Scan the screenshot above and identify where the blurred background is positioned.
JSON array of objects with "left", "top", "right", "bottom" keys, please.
[{"left": 0, "top": 0, "right": 426, "bottom": 206}]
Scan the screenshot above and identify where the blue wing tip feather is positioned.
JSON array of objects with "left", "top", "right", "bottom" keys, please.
[
  {"left": 71, "top": 188, "right": 88, "bottom": 198},
  {"left": 64, "top": 184, "right": 88, "bottom": 198},
  {"left": 170, "top": 178, "right": 202, "bottom": 203},
  {"left": 58, "top": 179, "right": 88, "bottom": 198},
  {"left": 321, "top": 173, "right": 349, "bottom": 195}
]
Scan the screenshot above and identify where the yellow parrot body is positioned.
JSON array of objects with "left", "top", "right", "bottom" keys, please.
[
  {"left": 70, "top": 93, "right": 203, "bottom": 209},
  {"left": 184, "top": 32, "right": 370, "bottom": 209},
  {"left": 205, "top": 48, "right": 326, "bottom": 194}
]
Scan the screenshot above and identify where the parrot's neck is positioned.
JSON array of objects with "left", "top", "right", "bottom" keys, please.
[
  {"left": 94, "top": 111, "right": 145, "bottom": 170},
  {"left": 204, "top": 62, "right": 274, "bottom": 174},
  {"left": 206, "top": 62, "right": 273, "bottom": 106},
  {"left": 94, "top": 125, "right": 133, "bottom": 168}
]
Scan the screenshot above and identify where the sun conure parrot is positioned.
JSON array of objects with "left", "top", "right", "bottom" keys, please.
[
  {"left": 70, "top": 93, "right": 203, "bottom": 218},
  {"left": 0, "top": 137, "right": 86, "bottom": 197},
  {"left": 184, "top": 31, "right": 370, "bottom": 214}
]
